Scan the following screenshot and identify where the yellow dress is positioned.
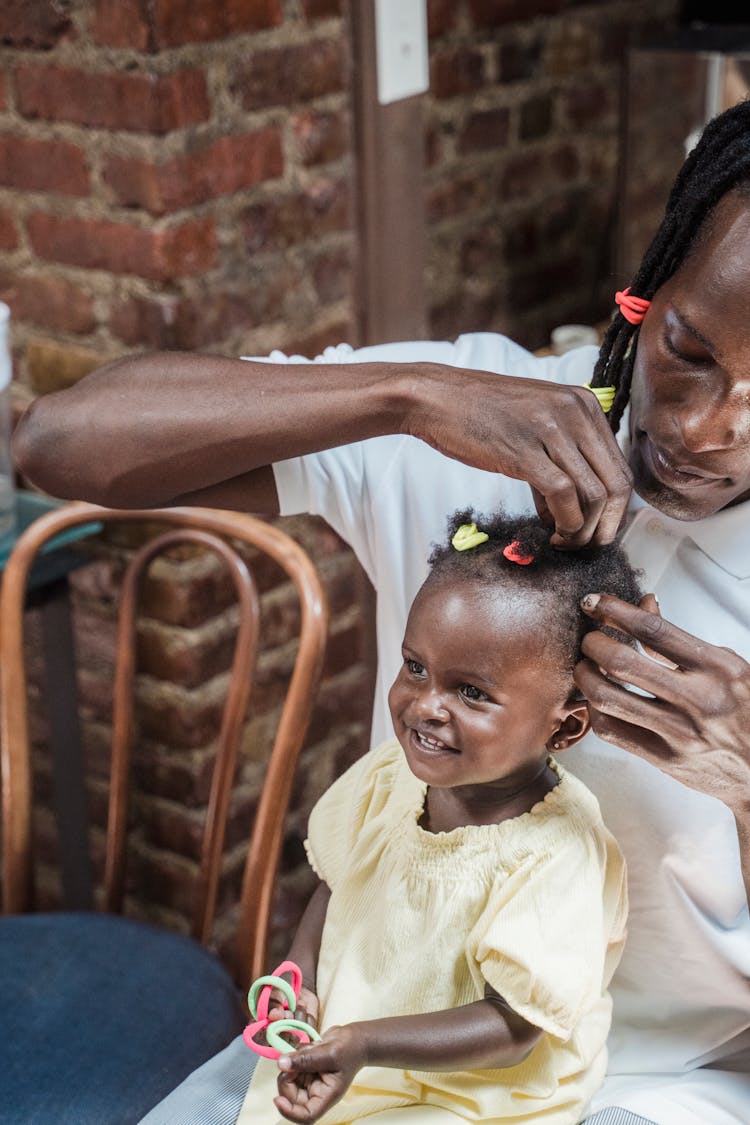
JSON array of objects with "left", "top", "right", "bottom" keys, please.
[{"left": 238, "top": 739, "right": 628, "bottom": 1125}]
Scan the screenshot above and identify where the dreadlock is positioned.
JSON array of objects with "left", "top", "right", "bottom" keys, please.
[{"left": 590, "top": 97, "right": 750, "bottom": 432}]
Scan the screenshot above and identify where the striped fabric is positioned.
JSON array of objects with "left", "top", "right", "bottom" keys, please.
[
  {"left": 584, "top": 1112, "right": 656, "bottom": 1125},
  {"left": 138, "top": 1035, "right": 657, "bottom": 1125},
  {"left": 138, "top": 1036, "right": 255, "bottom": 1125}
]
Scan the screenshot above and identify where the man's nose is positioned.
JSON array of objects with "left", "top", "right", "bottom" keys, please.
[{"left": 679, "top": 391, "right": 741, "bottom": 453}]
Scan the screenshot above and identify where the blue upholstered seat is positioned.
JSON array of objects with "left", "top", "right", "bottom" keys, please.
[{"left": 0, "top": 913, "right": 246, "bottom": 1124}]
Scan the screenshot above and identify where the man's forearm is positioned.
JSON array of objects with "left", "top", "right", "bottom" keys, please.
[{"left": 11, "top": 351, "right": 429, "bottom": 510}]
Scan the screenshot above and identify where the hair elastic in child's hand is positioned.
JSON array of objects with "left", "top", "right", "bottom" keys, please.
[{"left": 243, "top": 960, "right": 320, "bottom": 1060}]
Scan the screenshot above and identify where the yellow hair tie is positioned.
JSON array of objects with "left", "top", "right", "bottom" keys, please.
[
  {"left": 584, "top": 383, "right": 616, "bottom": 413},
  {"left": 451, "top": 523, "right": 489, "bottom": 551}
]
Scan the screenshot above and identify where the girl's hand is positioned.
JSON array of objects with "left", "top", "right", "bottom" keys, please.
[
  {"left": 267, "top": 984, "right": 320, "bottom": 1029},
  {"left": 274, "top": 1025, "right": 365, "bottom": 1124}
]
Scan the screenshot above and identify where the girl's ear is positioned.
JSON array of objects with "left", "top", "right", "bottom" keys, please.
[{"left": 547, "top": 700, "right": 590, "bottom": 752}]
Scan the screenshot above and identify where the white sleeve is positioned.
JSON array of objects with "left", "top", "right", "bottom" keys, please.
[{"left": 247, "top": 333, "right": 599, "bottom": 526}]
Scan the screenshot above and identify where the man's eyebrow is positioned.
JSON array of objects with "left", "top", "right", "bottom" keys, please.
[{"left": 671, "top": 306, "right": 716, "bottom": 353}]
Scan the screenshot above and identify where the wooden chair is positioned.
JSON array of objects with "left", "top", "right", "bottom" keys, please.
[{"left": 0, "top": 502, "right": 327, "bottom": 1123}]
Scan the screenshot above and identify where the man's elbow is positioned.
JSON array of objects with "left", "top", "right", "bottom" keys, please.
[{"left": 12, "top": 396, "right": 109, "bottom": 504}]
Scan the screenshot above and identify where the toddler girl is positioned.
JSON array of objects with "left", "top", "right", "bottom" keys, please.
[{"left": 238, "top": 507, "right": 642, "bottom": 1125}]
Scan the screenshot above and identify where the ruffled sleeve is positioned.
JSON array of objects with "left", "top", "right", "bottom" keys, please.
[
  {"left": 467, "top": 823, "right": 628, "bottom": 1041},
  {"left": 304, "top": 738, "right": 410, "bottom": 889}
]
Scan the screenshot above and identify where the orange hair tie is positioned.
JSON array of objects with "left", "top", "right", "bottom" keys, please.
[
  {"left": 614, "top": 287, "right": 650, "bottom": 325},
  {"left": 502, "top": 540, "right": 534, "bottom": 566}
]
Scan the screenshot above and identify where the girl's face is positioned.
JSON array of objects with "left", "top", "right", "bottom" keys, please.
[{"left": 388, "top": 578, "right": 585, "bottom": 799}]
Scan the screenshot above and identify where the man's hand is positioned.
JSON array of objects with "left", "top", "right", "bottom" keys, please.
[
  {"left": 416, "top": 373, "right": 632, "bottom": 547},
  {"left": 274, "top": 1025, "right": 365, "bottom": 1124},
  {"left": 574, "top": 593, "right": 750, "bottom": 895}
]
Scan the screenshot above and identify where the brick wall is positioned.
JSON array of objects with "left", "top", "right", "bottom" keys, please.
[
  {"left": 1, "top": 0, "right": 683, "bottom": 970},
  {"left": 0, "top": 0, "right": 354, "bottom": 389},
  {"left": 423, "top": 0, "right": 681, "bottom": 349}
]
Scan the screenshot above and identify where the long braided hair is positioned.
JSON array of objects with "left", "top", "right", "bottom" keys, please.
[{"left": 590, "top": 98, "right": 750, "bottom": 433}]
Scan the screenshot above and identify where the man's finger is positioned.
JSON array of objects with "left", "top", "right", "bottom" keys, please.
[
  {"left": 574, "top": 658, "right": 692, "bottom": 743},
  {"left": 583, "top": 708, "right": 675, "bottom": 766},
  {"left": 579, "top": 632, "right": 686, "bottom": 705},
  {"left": 580, "top": 593, "right": 719, "bottom": 670}
]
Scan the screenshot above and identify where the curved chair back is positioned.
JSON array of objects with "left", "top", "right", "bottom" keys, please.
[{"left": 1, "top": 502, "right": 327, "bottom": 985}]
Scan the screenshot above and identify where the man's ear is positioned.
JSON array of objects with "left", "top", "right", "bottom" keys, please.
[{"left": 547, "top": 699, "right": 590, "bottom": 752}]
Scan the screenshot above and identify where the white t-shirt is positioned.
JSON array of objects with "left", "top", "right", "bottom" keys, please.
[{"left": 255, "top": 333, "right": 750, "bottom": 1125}]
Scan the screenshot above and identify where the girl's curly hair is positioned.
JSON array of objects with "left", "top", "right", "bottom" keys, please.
[{"left": 426, "top": 507, "right": 644, "bottom": 674}]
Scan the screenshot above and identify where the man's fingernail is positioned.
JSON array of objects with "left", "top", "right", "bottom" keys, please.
[{"left": 581, "top": 594, "right": 600, "bottom": 612}]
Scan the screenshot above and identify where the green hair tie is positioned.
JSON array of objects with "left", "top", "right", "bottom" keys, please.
[
  {"left": 584, "top": 383, "right": 616, "bottom": 413},
  {"left": 451, "top": 522, "right": 489, "bottom": 551}
]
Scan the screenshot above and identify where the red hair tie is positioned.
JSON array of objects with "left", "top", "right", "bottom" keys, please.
[
  {"left": 614, "top": 287, "right": 650, "bottom": 325},
  {"left": 502, "top": 540, "right": 534, "bottom": 566}
]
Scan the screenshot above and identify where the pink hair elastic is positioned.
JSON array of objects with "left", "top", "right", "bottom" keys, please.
[
  {"left": 502, "top": 540, "right": 534, "bottom": 566},
  {"left": 614, "top": 287, "right": 650, "bottom": 325}
]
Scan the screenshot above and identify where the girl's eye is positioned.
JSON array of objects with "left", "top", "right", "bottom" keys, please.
[
  {"left": 459, "top": 683, "right": 488, "bottom": 703},
  {"left": 405, "top": 658, "right": 424, "bottom": 676}
]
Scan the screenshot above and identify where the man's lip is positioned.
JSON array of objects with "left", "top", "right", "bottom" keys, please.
[{"left": 641, "top": 434, "right": 725, "bottom": 487}]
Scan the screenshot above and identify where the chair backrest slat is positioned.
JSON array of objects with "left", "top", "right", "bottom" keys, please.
[{"left": 1, "top": 502, "right": 327, "bottom": 986}]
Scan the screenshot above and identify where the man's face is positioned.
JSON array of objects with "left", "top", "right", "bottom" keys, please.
[{"left": 628, "top": 191, "right": 750, "bottom": 521}]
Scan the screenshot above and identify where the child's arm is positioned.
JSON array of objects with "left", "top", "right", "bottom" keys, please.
[
  {"left": 268, "top": 881, "right": 331, "bottom": 1027},
  {"left": 274, "top": 987, "right": 541, "bottom": 1123}
]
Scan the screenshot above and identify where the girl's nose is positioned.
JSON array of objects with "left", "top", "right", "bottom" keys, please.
[{"left": 408, "top": 686, "right": 449, "bottom": 723}]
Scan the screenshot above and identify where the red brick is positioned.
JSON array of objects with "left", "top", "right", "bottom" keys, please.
[
  {"left": 243, "top": 179, "right": 350, "bottom": 251},
  {"left": 427, "top": 174, "right": 492, "bottom": 222},
  {"left": 0, "top": 273, "right": 95, "bottom": 334},
  {"left": 26, "top": 213, "right": 216, "bottom": 280},
  {"left": 0, "top": 135, "right": 89, "bottom": 196},
  {"left": 166, "top": 272, "right": 301, "bottom": 346},
  {"left": 564, "top": 82, "right": 615, "bottom": 130},
  {"left": 497, "top": 36, "right": 543, "bottom": 83},
  {"left": 429, "top": 291, "right": 499, "bottom": 339},
  {"left": 292, "top": 110, "right": 349, "bottom": 166},
  {"left": 519, "top": 93, "right": 552, "bottom": 141},
  {"left": 427, "top": 0, "right": 457, "bottom": 37},
  {"left": 469, "top": 0, "right": 560, "bottom": 27},
  {"left": 137, "top": 625, "right": 237, "bottom": 688},
  {"left": 15, "top": 66, "right": 210, "bottom": 134},
  {"left": 301, "top": 0, "right": 341, "bottom": 16},
  {"left": 93, "top": 0, "right": 150, "bottom": 49},
  {"left": 0, "top": 0, "right": 72, "bottom": 48},
  {"left": 111, "top": 268, "right": 305, "bottom": 349},
  {"left": 499, "top": 150, "right": 545, "bottom": 200},
  {"left": 457, "top": 107, "right": 511, "bottom": 153},
  {"left": 103, "top": 129, "right": 283, "bottom": 215},
  {"left": 0, "top": 208, "right": 18, "bottom": 250},
  {"left": 236, "top": 39, "right": 345, "bottom": 110},
  {"left": 312, "top": 245, "right": 352, "bottom": 304},
  {"left": 26, "top": 340, "right": 111, "bottom": 394},
  {"left": 110, "top": 294, "right": 181, "bottom": 349},
  {"left": 431, "top": 47, "right": 486, "bottom": 99},
  {"left": 95, "top": 0, "right": 283, "bottom": 49}
]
